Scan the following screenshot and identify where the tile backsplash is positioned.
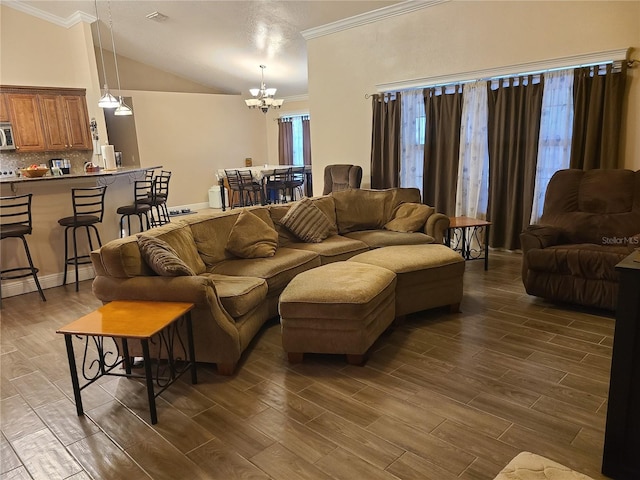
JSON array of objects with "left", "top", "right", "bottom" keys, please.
[{"left": 0, "top": 150, "right": 96, "bottom": 176}]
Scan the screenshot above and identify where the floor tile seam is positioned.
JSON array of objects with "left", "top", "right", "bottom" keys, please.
[{"left": 499, "top": 333, "right": 590, "bottom": 362}]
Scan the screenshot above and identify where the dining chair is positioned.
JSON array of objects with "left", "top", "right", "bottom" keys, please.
[
  {"left": 287, "top": 166, "right": 306, "bottom": 201},
  {"left": 58, "top": 186, "right": 107, "bottom": 292},
  {"left": 224, "top": 169, "right": 245, "bottom": 208},
  {"left": 0, "top": 193, "right": 46, "bottom": 306},
  {"left": 265, "top": 168, "right": 291, "bottom": 204},
  {"left": 238, "top": 169, "right": 265, "bottom": 206}
]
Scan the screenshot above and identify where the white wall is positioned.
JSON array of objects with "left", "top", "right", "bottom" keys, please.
[{"left": 307, "top": 0, "right": 640, "bottom": 195}]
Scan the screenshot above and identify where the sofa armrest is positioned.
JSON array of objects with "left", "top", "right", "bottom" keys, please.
[
  {"left": 425, "top": 213, "right": 449, "bottom": 244},
  {"left": 520, "top": 225, "right": 564, "bottom": 253},
  {"left": 91, "top": 275, "right": 240, "bottom": 339}
]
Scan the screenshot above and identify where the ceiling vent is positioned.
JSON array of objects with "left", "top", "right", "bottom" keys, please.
[{"left": 145, "top": 11, "right": 168, "bottom": 22}]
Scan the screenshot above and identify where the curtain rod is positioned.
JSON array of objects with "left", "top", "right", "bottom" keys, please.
[{"left": 375, "top": 47, "right": 631, "bottom": 93}]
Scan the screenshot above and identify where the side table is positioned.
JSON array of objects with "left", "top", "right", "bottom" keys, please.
[
  {"left": 445, "top": 216, "right": 491, "bottom": 271},
  {"left": 56, "top": 300, "right": 196, "bottom": 425}
]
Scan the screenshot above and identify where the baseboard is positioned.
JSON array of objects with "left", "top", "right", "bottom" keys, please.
[{"left": 1, "top": 265, "right": 95, "bottom": 298}]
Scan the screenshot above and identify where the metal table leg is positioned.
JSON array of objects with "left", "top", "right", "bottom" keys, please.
[
  {"left": 141, "top": 339, "right": 158, "bottom": 425},
  {"left": 64, "top": 334, "right": 84, "bottom": 416}
]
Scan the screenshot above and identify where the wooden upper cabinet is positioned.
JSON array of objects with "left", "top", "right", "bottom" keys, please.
[
  {"left": 6, "top": 93, "right": 46, "bottom": 152},
  {"left": 40, "top": 94, "right": 92, "bottom": 151},
  {"left": 60, "top": 95, "right": 92, "bottom": 150},
  {"left": 1, "top": 86, "right": 92, "bottom": 152},
  {"left": 0, "top": 94, "right": 9, "bottom": 122}
]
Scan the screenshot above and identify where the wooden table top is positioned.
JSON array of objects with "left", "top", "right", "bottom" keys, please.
[
  {"left": 56, "top": 301, "right": 195, "bottom": 339},
  {"left": 448, "top": 216, "right": 492, "bottom": 228}
]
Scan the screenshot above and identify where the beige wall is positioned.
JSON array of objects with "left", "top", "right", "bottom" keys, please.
[
  {"left": 126, "top": 90, "right": 268, "bottom": 207},
  {"left": 307, "top": 0, "right": 640, "bottom": 194}
]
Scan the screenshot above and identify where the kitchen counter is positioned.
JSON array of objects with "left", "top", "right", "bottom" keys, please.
[
  {"left": 0, "top": 165, "right": 162, "bottom": 300},
  {"left": 0, "top": 165, "right": 160, "bottom": 185}
]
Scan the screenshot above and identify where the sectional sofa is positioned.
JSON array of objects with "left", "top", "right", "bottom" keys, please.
[{"left": 91, "top": 187, "right": 450, "bottom": 374}]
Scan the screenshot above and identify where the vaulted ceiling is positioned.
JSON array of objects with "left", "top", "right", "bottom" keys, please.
[{"left": 12, "top": 1, "right": 401, "bottom": 98}]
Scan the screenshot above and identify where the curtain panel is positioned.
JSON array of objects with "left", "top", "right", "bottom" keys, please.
[
  {"left": 570, "top": 63, "right": 627, "bottom": 169},
  {"left": 422, "top": 86, "right": 463, "bottom": 216},
  {"left": 487, "top": 76, "right": 544, "bottom": 250},
  {"left": 278, "top": 118, "right": 294, "bottom": 165},
  {"left": 302, "top": 116, "right": 312, "bottom": 166},
  {"left": 371, "top": 92, "right": 401, "bottom": 189}
]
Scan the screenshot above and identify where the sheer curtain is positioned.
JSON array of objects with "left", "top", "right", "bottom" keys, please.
[
  {"left": 399, "top": 89, "right": 425, "bottom": 191},
  {"left": 456, "top": 81, "right": 489, "bottom": 219},
  {"left": 531, "top": 70, "right": 573, "bottom": 224}
]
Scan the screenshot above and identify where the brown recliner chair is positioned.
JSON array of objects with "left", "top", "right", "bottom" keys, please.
[
  {"left": 323, "top": 164, "right": 363, "bottom": 195},
  {"left": 520, "top": 168, "right": 640, "bottom": 311}
]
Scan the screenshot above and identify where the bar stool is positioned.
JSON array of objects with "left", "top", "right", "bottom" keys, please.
[
  {"left": 145, "top": 170, "right": 171, "bottom": 227},
  {"left": 58, "top": 186, "right": 107, "bottom": 292},
  {"left": 116, "top": 180, "right": 153, "bottom": 237},
  {"left": 0, "top": 194, "right": 46, "bottom": 306}
]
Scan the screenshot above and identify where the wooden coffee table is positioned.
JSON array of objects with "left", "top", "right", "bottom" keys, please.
[
  {"left": 446, "top": 216, "right": 491, "bottom": 270},
  {"left": 56, "top": 300, "right": 196, "bottom": 425}
]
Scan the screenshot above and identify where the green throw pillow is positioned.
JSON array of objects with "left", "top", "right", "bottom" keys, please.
[
  {"left": 226, "top": 210, "right": 278, "bottom": 258},
  {"left": 384, "top": 203, "right": 434, "bottom": 233},
  {"left": 137, "top": 235, "right": 196, "bottom": 276},
  {"left": 280, "top": 197, "right": 332, "bottom": 243}
]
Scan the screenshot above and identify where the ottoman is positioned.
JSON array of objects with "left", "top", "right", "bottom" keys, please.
[
  {"left": 348, "top": 244, "right": 465, "bottom": 316},
  {"left": 279, "top": 262, "right": 396, "bottom": 365}
]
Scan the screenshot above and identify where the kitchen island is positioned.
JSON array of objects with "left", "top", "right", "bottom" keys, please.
[{"left": 0, "top": 166, "right": 161, "bottom": 299}]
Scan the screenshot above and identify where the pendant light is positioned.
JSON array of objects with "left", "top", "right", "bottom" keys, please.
[
  {"left": 106, "top": 1, "right": 133, "bottom": 116},
  {"left": 95, "top": 0, "right": 119, "bottom": 108},
  {"left": 245, "top": 65, "right": 284, "bottom": 113}
]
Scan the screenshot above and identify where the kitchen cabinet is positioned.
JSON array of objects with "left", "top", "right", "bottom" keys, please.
[
  {"left": 40, "top": 94, "right": 92, "bottom": 151},
  {"left": 0, "top": 94, "right": 9, "bottom": 122},
  {"left": 6, "top": 92, "right": 46, "bottom": 152},
  {"left": 1, "top": 86, "right": 92, "bottom": 152}
]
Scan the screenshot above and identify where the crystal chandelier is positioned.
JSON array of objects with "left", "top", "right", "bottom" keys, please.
[{"left": 245, "top": 65, "right": 284, "bottom": 113}]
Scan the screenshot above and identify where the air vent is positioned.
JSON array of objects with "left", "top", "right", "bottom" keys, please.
[{"left": 146, "top": 11, "right": 168, "bottom": 22}]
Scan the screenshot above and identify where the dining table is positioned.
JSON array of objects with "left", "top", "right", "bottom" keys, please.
[{"left": 216, "top": 165, "right": 312, "bottom": 211}]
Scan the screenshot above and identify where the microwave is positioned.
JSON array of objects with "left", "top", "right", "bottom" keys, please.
[{"left": 0, "top": 123, "right": 16, "bottom": 151}]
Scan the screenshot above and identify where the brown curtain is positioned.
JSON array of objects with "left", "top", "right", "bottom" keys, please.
[
  {"left": 422, "top": 86, "right": 462, "bottom": 215},
  {"left": 278, "top": 117, "right": 294, "bottom": 165},
  {"left": 487, "top": 76, "right": 543, "bottom": 250},
  {"left": 371, "top": 92, "right": 401, "bottom": 189},
  {"left": 302, "top": 115, "right": 312, "bottom": 166},
  {"left": 570, "top": 63, "right": 627, "bottom": 169}
]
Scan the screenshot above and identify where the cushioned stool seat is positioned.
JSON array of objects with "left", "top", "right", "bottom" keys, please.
[
  {"left": 494, "top": 451, "right": 595, "bottom": 480},
  {"left": 348, "top": 244, "right": 465, "bottom": 316},
  {"left": 279, "top": 262, "right": 396, "bottom": 365}
]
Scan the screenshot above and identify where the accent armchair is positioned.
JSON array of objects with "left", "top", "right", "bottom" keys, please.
[
  {"left": 520, "top": 168, "right": 640, "bottom": 311},
  {"left": 323, "top": 164, "right": 363, "bottom": 195}
]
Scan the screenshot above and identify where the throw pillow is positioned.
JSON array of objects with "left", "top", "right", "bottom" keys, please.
[
  {"left": 137, "top": 235, "right": 196, "bottom": 276},
  {"left": 280, "top": 197, "right": 333, "bottom": 243},
  {"left": 384, "top": 203, "right": 434, "bottom": 233},
  {"left": 226, "top": 210, "right": 278, "bottom": 258}
]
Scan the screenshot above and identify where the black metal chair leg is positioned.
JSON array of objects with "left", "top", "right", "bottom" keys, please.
[{"left": 21, "top": 236, "right": 46, "bottom": 302}]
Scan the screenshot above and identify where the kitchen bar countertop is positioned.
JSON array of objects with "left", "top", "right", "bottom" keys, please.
[{"left": 0, "top": 165, "right": 161, "bottom": 184}]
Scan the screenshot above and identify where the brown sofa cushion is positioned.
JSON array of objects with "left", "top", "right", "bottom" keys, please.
[
  {"left": 202, "top": 273, "right": 267, "bottom": 317},
  {"left": 226, "top": 210, "right": 278, "bottom": 258},
  {"left": 331, "top": 189, "right": 393, "bottom": 234},
  {"left": 149, "top": 222, "right": 206, "bottom": 275},
  {"left": 137, "top": 235, "right": 196, "bottom": 277},
  {"left": 280, "top": 198, "right": 332, "bottom": 243},
  {"left": 384, "top": 203, "right": 434, "bottom": 233},
  {"left": 344, "top": 230, "right": 434, "bottom": 248}
]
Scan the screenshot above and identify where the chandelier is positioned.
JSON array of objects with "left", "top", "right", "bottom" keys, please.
[{"left": 245, "top": 65, "right": 284, "bottom": 113}]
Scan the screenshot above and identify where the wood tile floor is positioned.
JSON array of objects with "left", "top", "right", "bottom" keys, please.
[{"left": 0, "top": 251, "right": 614, "bottom": 479}]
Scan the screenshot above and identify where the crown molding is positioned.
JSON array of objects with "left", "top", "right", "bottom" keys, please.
[
  {"left": 2, "top": 1, "right": 95, "bottom": 28},
  {"left": 301, "top": 0, "right": 449, "bottom": 40},
  {"left": 377, "top": 48, "right": 632, "bottom": 92}
]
